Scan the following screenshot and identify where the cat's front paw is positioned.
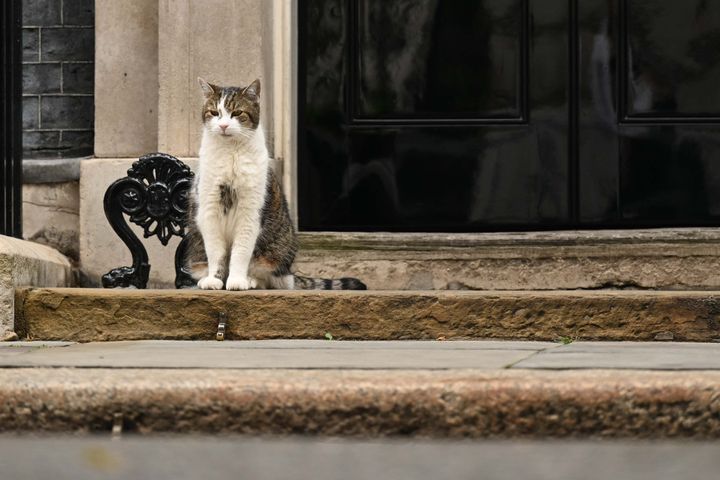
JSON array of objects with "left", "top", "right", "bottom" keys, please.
[
  {"left": 198, "top": 276, "right": 224, "bottom": 290},
  {"left": 225, "top": 276, "right": 257, "bottom": 291}
]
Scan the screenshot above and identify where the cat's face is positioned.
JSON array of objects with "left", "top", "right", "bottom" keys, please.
[{"left": 198, "top": 78, "right": 261, "bottom": 138}]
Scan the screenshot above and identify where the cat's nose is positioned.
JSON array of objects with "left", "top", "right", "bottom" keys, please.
[{"left": 219, "top": 123, "right": 230, "bottom": 132}]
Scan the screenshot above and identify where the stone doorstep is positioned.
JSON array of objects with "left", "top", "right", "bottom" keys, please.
[
  {"left": 14, "top": 288, "right": 720, "bottom": 342},
  {"left": 1, "top": 367, "right": 719, "bottom": 437},
  {"left": 295, "top": 228, "right": 720, "bottom": 290}
]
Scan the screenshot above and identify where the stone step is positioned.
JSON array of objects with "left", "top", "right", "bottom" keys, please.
[
  {"left": 14, "top": 288, "right": 720, "bottom": 342},
  {"left": 1, "top": 340, "right": 720, "bottom": 437},
  {"left": 295, "top": 229, "right": 720, "bottom": 290}
]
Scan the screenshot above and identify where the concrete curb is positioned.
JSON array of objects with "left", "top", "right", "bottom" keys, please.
[
  {"left": 14, "top": 288, "right": 720, "bottom": 342},
  {"left": 1, "top": 368, "right": 719, "bottom": 437}
]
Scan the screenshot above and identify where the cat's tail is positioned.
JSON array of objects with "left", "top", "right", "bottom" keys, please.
[{"left": 293, "top": 275, "right": 367, "bottom": 290}]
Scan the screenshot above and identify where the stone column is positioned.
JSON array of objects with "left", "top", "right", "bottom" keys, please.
[
  {"left": 82, "top": 0, "right": 163, "bottom": 286},
  {"left": 94, "top": 0, "right": 159, "bottom": 157},
  {"left": 158, "top": 0, "right": 264, "bottom": 157}
]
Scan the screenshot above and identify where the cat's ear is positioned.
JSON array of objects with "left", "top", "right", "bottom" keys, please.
[
  {"left": 198, "top": 77, "right": 218, "bottom": 97},
  {"left": 243, "top": 78, "right": 261, "bottom": 97}
]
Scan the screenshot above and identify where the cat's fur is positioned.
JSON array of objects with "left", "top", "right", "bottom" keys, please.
[{"left": 185, "top": 77, "right": 366, "bottom": 291}]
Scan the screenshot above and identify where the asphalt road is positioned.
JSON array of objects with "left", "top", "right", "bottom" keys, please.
[{"left": 0, "top": 436, "right": 718, "bottom": 480}]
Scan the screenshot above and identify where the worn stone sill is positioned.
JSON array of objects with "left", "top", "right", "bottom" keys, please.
[{"left": 298, "top": 228, "right": 720, "bottom": 251}]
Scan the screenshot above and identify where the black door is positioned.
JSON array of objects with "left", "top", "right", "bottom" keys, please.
[
  {"left": 1, "top": 0, "right": 22, "bottom": 237},
  {"left": 299, "top": 0, "right": 720, "bottom": 232}
]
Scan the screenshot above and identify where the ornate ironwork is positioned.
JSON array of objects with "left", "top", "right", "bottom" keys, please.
[{"left": 102, "top": 153, "right": 196, "bottom": 289}]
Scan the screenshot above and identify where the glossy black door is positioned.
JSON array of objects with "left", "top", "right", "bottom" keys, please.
[{"left": 299, "top": 0, "right": 720, "bottom": 231}]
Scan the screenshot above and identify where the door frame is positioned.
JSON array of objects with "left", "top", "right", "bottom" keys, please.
[{"left": 271, "top": 0, "right": 300, "bottom": 226}]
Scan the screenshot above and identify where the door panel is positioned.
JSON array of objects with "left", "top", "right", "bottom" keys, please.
[
  {"left": 624, "top": 0, "right": 720, "bottom": 119},
  {"left": 578, "top": 0, "right": 720, "bottom": 226},
  {"left": 354, "top": 0, "right": 523, "bottom": 119},
  {"left": 300, "top": 0, "right": 570, "bottom": 231},
  {"left": 618, "top": 126, "right": 720, "bottom": 221}
]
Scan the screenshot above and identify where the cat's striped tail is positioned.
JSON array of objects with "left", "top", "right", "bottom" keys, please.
[{"left": 294, "top": 275, "right": 367, "bottom": 290}]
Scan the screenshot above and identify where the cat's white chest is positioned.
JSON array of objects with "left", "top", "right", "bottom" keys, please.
[
  {"left": 196, "top": 135, "right": 269, "bottom": 242},
  {"left": 199, "top": 134, "right": 267, "bottom": 185}
]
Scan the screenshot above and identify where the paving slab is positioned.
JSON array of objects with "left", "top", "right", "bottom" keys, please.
[
  {"left": 515, "top": 341, "right": 720, "bottom": 370},
  {"left": 0, "top": 340, "right": 557, "bottom": 370},
  {"left": 0, "top": 437, "right": 718, "bottom": 480},
  {"left": 3, "top": 340, "right": 720, "bottom": 371},
  {"left": 0, "top": 341, "right": 74, "bottom": 359}
]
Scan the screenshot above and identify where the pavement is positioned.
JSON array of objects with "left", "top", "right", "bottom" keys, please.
[
  {"left": 1, "top": 340, "right": 720, "bottom": 437},
  {"left": 2, "top": 339, "right": 720, "bottom": 370},
  {"left": 1, "top": 437, "right": 719, "bottom": 480}
]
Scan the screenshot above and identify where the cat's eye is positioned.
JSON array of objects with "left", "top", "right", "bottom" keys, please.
[
  {"left": 234, "top": 112, "right": 250, "bottom": 122},
  {"left": 206, "top": 109, "right": 218, "bottom": 117}
]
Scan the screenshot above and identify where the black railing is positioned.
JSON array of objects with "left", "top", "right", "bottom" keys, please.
[{"left": 0, "top": 0, "right": 22, "bottom": 237}]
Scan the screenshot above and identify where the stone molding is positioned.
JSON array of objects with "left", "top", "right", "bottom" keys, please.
[{"left": 22, "top": 157, "right": 85, "bottom": 183}]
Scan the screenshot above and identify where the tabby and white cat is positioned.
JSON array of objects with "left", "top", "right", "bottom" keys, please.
[{"left": 185, "top": 78, "right": 366, "bottom": 291}]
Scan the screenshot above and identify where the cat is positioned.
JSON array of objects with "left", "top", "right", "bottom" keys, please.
[{"left": 184, "top": 77, "right": 366, "bottom": 291}]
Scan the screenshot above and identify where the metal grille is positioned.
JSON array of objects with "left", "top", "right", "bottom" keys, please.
[{"left": 0, "top": 0, "right": 22, "bottom": 237}]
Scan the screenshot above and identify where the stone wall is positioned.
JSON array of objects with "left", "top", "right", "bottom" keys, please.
[{"left": 22, "top": 0, "right": 94, "bottom": 159}]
